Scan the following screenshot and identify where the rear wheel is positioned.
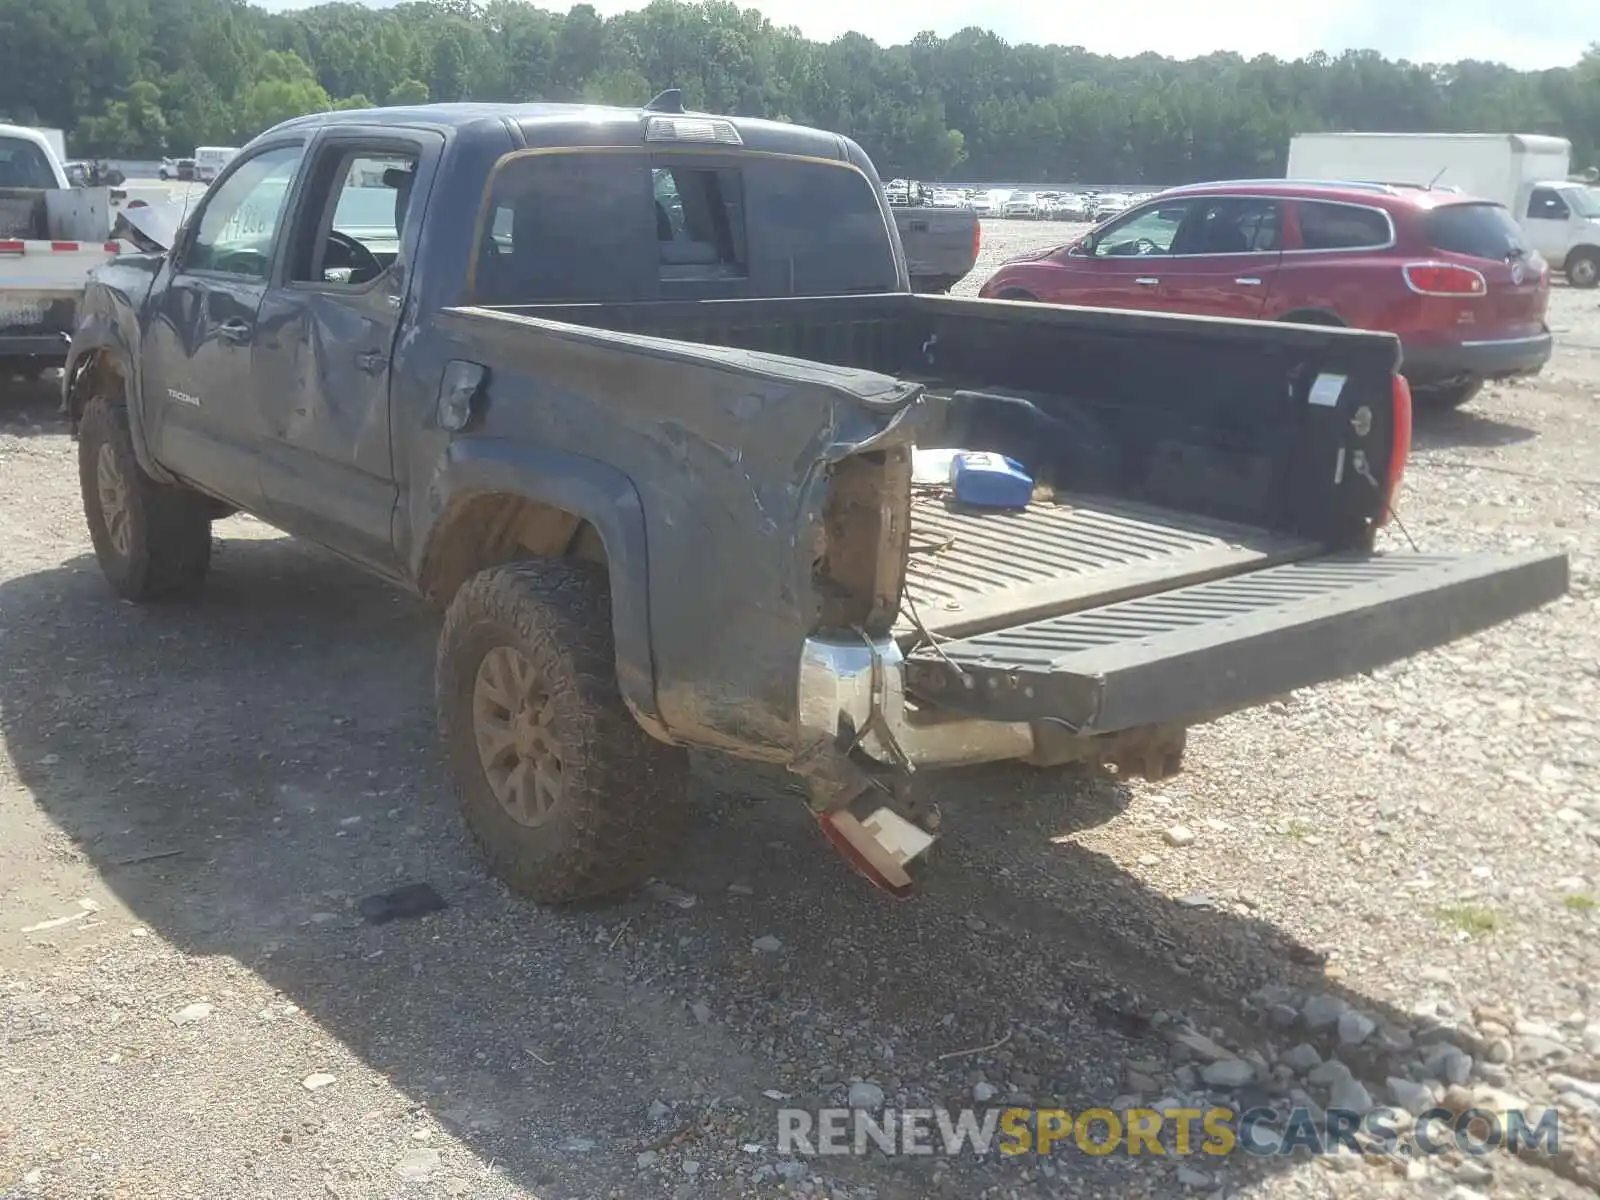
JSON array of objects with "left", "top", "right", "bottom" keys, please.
[
  {"left": 78, "top": 395, "right": 213, "bottom": 600},
  {"left": 436, "top": 560, "right": 691, "bottom": 903},
  {"left": 1412, "top": 380, "right": 1483, "bottom": 411},
  {"left": 1567, "top": 249, "right": 1599, "bottom": 289}
]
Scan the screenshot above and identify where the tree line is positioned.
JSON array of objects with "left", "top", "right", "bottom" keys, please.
[{"left": 1, "top": 0, "right": 1597, "bottom": 184}]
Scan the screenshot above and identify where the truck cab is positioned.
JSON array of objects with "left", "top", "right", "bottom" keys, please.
[{"left": 1520, "top": 179, "right": 1600, "bottom": 287}]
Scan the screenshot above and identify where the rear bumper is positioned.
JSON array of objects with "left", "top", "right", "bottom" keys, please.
[
  {"left": 0, "top": 291, "right": 79, "bottom": 362},
  {"left": 1400, "top": 331, "right": 1552, "bottom": 387},
  {"left": 0, "top": 331, "right": 71, "bottom": 360},
  {"left": 797, "top": 550, "right": 1568, "bottom": 772}
]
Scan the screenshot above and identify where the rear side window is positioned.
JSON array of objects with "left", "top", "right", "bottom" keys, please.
[
  {"left": 475, "top": 154, "right": 656, "bottom": 303},
  {"left": 1426, "top": 203, "right": 1527, "bottom": 261},
  {"left": 475, "top": 151, "right": 897, "bottom": 302},
  {"left": 741, "top": 159, "right": 897, "bottom": 293},
  {"left": 1296, "top": 202, "right": 1391, "bottom": 250},
  {"left": 0, "top": 137, "right": 57, "bottom": 188}
]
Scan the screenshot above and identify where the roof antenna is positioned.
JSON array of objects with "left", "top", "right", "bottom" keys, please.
[
  {"left": 644, "top": 88, "right": 684, "bottom": 114},
  {"left": 1427, "top": 166, "right": 1449, "bottom": 190}
]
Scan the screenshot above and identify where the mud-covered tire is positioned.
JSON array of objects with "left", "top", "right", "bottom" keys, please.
[
  {"left": 436, "top": 560, "right": 691, "bottom": 903},
  {"left": 78, "top": 395, "right": 212, "bottom": 601}
]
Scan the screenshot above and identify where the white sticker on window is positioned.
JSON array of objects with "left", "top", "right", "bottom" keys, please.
[{"left": 1308, "top": 373, "right": 1347, "bottom": 407}]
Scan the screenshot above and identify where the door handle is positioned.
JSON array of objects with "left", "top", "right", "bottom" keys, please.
[
  {"left": 216, "top": 319, "right": 252, "bottom": 344},
  {"left": 355, "top": 349, "right": 388, "bottom": 374},
  {"left": 1235, "top": 277, "right": 1263, "bottom": 286},
  {"left": 1135, "top": 277, "right": 1159, "bottom": 286}
]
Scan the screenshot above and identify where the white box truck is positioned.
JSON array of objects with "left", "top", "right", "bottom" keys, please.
[{"left": 1287, "top": 132, "right": 1600, "bottom": 287}]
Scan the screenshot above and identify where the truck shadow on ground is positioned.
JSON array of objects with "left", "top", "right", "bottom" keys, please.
[
  {"left": 1411, "top": 405, "right": 1538, "bottom": 451},
  {"left": 0, "top": 374, "right": 68, "bottom": 436},
  {"left": 0, "top": 534, "right": 1430, "bottom": 1199}
]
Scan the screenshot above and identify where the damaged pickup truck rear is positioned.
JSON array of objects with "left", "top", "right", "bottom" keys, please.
[{"left": 63, "top": 99, "right": 1569, "bottom": 901}]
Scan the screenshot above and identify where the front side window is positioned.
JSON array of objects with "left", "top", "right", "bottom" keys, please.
[
  {"left": 288, "top": 150, "right": 419, "bottom": 286},
  {"left": 1092, "top": 202, "right": 1193, "bottom": 257},
  {"left": 1527, "top": 187, "right": 1570, "bottom": 220},
  {"left": 1173, "top": 198, "right": 1282, "bottom": 254},
  {"left": 185, "top": 144, "right": 304, "bottom": 279}
]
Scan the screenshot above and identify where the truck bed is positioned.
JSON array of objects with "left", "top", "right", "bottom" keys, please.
[{"left": 896, "top": 492, "right": 1316, "bottom": 646}]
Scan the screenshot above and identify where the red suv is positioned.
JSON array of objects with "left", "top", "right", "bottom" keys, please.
[{"left": 977, "top": 180, "right": 1552, "bottom": 410}]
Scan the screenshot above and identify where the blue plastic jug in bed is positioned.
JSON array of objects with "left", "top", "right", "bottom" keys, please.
[{"left": 950, "top": 451, "right": 1033, "bottom": 510}]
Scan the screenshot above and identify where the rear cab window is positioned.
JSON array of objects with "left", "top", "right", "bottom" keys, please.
[
  {"left": 0, "top": 137, "right": 58, "bottom": 189},
  {"left": 473, "top": 150, "right": 898, "bottom": 304},
  {"left": 1426, "top": 203, "right": 1528, "bottom": 261}
]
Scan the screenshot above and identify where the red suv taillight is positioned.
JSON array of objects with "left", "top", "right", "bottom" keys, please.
[
  {"left": 1403, "top": 262, "right": 1487, "bottom": 296},
  {"left": 1378, "top": 373, "right": 1412, "bottom": 527}
]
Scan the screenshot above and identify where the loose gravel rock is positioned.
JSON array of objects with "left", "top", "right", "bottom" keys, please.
[{"left": 1, "top": 225, "right": 1598, "bottom": 1200}]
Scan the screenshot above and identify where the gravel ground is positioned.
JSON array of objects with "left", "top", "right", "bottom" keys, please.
[{"left": 1, "top": 218, "right": 1597, "bottom": 1200}]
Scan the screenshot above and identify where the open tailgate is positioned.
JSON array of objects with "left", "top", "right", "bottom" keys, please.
[{"left": 903, "top": 550, "right": 1568, "bottom": 732}]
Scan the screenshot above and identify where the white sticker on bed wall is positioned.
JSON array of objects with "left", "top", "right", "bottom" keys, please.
[{"left": 1308, "top": 373, "right": 1347, "bottom": 407}]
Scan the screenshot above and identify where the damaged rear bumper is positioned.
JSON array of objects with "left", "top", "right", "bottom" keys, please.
[{"left": 795, "top": 548, "right": 1569, "bottom": 795}]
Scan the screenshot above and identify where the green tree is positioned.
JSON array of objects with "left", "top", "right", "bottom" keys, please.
[{"left": 386, "top": 78, "right": 430, "bottom": 106}]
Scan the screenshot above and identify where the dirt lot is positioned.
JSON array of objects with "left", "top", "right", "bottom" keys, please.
[{"left": 1, "top": 218, "right": 1597, "bottom": 1200}]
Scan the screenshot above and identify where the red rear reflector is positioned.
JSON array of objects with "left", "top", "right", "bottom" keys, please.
[
  {"left": 1379, "top": 374, "right": 1412, "bottom": 527},
  {"left": 1404, "top": 262, "right": 1486, "bottom": 296},
  {"left": 0, "top": 239, "right": 22, "bottom": 253},
  {"left": 103, "top": 241, "right": 120, "bottom": 252},
  {"left": 51, "top": 241, "right": 79, "bottom": 252}
]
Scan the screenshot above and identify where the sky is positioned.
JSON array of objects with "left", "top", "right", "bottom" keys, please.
[{"left": 261, "top": 0, "right": 1597, "bottom": 70}]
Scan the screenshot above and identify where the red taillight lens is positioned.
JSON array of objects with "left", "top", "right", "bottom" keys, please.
[
  {"left": 973, "top": 219, "right": 982, "bottom": 258},
  {"left": 1403, "top": 262, "right": 1487, "bottom": 296},
  {"left": 1378, "top": 373, "right": 1412, "bottom": 527}
]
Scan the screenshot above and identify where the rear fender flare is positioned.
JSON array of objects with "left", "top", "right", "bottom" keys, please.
[{"left": 421, "top": 438, "right": 659, "bottom": 726}]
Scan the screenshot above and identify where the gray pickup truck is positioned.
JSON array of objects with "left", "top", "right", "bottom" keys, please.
[
  {"left": 892, "top": 201, "right": 981, "bottom": 293},
  {"left": 63, "top": 97, "right": 1567, "bottom": 902}
]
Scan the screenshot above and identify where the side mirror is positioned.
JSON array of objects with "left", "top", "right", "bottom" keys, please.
[{"left": 1076, "top": 236, "right": 1095, "bottom": 257}]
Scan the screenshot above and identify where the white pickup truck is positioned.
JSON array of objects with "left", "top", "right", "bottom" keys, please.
[{"left": 0, "top": 123, "right": 124, "bottom": 380}]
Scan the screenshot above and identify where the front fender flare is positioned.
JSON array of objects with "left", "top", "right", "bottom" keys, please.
[
  {"left": 422, "top": 438, "right": 660, "bottom": 727},
  {"left": 62, "top": 319, "right": 175, "bottom": 484}
]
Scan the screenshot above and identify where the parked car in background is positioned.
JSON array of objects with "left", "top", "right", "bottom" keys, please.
[
  {"left": 1053, "top": 192, "right": 1093, "bottom": 220},
  {"left": 1004, "top": 192, "right": 1041, "bottom": 219},
  {"left": 970, "top": 189, "right": 1008, "bottom": 216},
  {"left": 979, "top": 179, "right": 1551, "bottom": 410},
  {"left": 1092, "top": 192, "right": 1131, "bottom": 220}
]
